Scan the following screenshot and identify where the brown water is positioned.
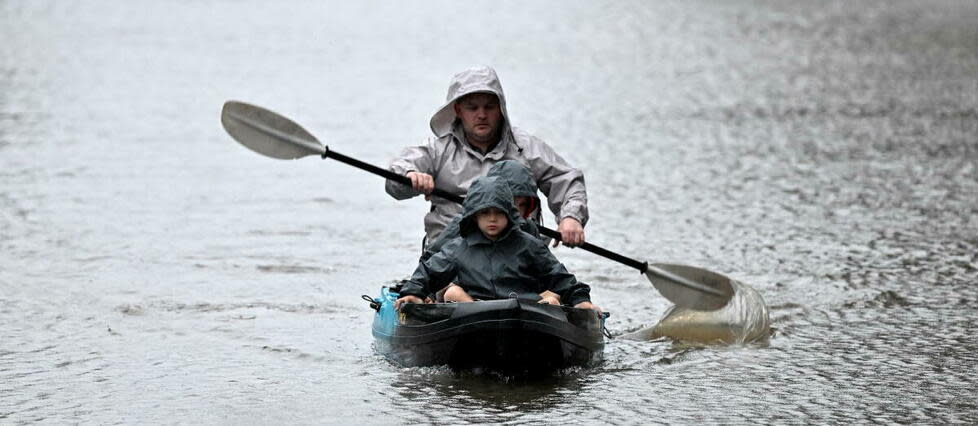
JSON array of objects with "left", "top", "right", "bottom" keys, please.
[{"left": 2, "top": 0, "right": 976, "bottom": 423}]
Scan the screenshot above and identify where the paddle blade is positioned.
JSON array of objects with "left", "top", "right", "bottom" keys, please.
[
  {"left": 645, "top": 263, "right": 735, "bottom": 311},
  {"left": 221, "top": 100, "right": 326, "bottom": 159}
]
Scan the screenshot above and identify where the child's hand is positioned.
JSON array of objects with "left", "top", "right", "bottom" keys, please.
[
  {"left": 395, "top": 295, "right": 424, "bottom": 310},
  {"left": 538, "top": 291, "right": 561, "bottom": 305},
  {"left": 573, "top": 301, "right": 602, "bottom": 314}
]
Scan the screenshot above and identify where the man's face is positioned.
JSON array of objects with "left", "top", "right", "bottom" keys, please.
[
  {"left": 453, "top": 93, "right": 502, "bottom": 145},
  {"left": 475, "top": 207, "right": 508, "bottom": 240}
]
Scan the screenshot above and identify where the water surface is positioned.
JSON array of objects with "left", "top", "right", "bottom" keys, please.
[{"left": 2, "top": 0, "right": 976, "bottom": 423}]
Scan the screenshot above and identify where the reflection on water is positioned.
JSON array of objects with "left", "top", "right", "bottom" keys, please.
[
  {"left": 2, "top": 0, "right": 977, "bottom": 423},
  {"left": 381, "top": 365, "right": 664, "bottom": 424},
  {"left": 391, "top": 367, "right": 586, "bottom": 410}
]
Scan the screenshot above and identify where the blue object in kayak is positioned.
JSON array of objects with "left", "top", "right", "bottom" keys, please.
[{"left": 366, "top": 286, "right": 607, "bottom": 373}]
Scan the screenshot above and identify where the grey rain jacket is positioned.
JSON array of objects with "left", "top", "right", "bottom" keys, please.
[
  {"left": 420, "top": 160, "right": 542, "bottom": 262},
  {"left": 386, "top": 66, "right": 588, "bottom": 242},
  {"left": 399, "top": 176, "right": 592, "bottom": 306}
]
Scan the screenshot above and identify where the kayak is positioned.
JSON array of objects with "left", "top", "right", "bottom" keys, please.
[{"left": 365, "top": 286, "right": 608, "bottom": 373}]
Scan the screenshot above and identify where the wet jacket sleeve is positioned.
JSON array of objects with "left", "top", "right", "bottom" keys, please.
[
  {"left": 420, "top": 216, "right": 463, "bottom": 262},
  {"left": 524, "top": 136, "right": 589, "bottom": 227},
  {"left": 528, "top": 242, "right": 591, "bottom": 306},
  {"left": 518, "top": 218, "right": 539, "bottom": 237},
  {"left": 400, "top": 245, "right": 459, "bottom": 298},
  {"left": 385, "top": 138, "right": 438, "bottom": 200},
  {"left": 520, "top": 218, "right": 553, "bottom": 246}
]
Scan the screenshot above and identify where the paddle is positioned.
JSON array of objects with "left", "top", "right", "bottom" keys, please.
[{"left": 220, "top": 100, "right": 734, "bottom": 311}]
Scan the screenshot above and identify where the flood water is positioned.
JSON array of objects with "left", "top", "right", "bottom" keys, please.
[{"left": 2, "top": 0, "right": 977, "bottom": 423}]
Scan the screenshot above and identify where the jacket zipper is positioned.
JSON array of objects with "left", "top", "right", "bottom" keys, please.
[{"left": 488, "top": 241, "right": 497, "bottom": 298}]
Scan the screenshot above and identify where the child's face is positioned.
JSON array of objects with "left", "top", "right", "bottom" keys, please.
[
  {"left": 475, "top": 207, "right": 509, "bottom": 240},
  {"left": 513, "top": 196, "right": 534, "bottom": 219}
]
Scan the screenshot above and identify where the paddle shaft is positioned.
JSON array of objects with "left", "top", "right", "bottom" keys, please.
[
  {"left": 320, "top": 147, "right": 651, "bottom": 274},
  {"left": 321, "top": 148, "right": 464, "bottom": 204}
]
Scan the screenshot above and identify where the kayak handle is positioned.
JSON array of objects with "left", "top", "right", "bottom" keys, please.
[{"left": 362, "top": 294, "right": 380, "bottom": 312}]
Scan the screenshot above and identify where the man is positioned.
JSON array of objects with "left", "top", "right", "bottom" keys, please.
[{"left": 385, "top": 66, "right": 588, "bottom": 247}]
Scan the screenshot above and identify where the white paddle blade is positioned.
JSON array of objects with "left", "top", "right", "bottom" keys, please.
[
  {"left": 646, "top": 263, "right": 735, "bottom": 311},
  {"left": 221, "top": 101, "right": 325, "bottom": 160}
]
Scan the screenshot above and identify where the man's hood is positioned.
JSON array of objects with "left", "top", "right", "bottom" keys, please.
[
  {"left": 429, "top": 66, "right": 512, "bottom": 138},
  {"left": 458, "top": 175, "right": 522, "bottom": 238},
  {"left": 486, "top": 160, "right": 538, "bottom": 199}
]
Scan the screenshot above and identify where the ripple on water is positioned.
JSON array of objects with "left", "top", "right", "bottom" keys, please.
[
  {"left": 254, "top": 264, "right": 335, "bottom": 274},
  {"left": 118, "top": 300, "right": 353, "bottom": 316}
]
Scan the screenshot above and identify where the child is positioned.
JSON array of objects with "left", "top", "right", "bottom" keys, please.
[
  {"left": 395, "top": 176, "right": 601, "bottom": 312},
  {"left": 420, "top": 160, "right": 543, "bottom": 263},
  {"left": 420, "top": 160, "right": 552, "bottom": 303}
]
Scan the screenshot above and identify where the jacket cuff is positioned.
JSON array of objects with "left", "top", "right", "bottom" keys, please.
[
  {"left": 384, "top": 166, "right": 421, "bottom": 199},
  {"left": 398, "top": 281, "right": 427, "bottom": 298},
  {"left": 566, "top": 294, "right": 590, "bottom": 307},
  {"left": 388, "top": 162, "right": 414, "bottom": 176},
  {"left": 562, "top": 281, "right": 592, "bottom": 307},
  {"left": 558, "top": 210, "right": 588, "bottom": 228}
]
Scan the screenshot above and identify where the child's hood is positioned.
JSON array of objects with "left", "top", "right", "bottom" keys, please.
[
  {"left": 459, "top": 176, "right": 523, "bottom": 237},
  {"left": 487, "top": 160, "right": 538, "bottom": 199}
]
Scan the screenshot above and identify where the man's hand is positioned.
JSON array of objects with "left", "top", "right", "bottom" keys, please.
[
  {"left": 553, "top": 217, "right": 585, "bottom": 247},
  {"left": 394, "top": 295, "right": 424, "bottom": 310},
  {"left": 406, "top": 171, "right": 435, "bottom": 195},
  {"left": 573, "top": 301, "right": 602, "bottom": 314}
]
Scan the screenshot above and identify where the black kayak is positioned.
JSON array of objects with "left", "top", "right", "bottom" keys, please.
[{"left": 365, "top": 286, "right": 608, "bottom": 373}]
